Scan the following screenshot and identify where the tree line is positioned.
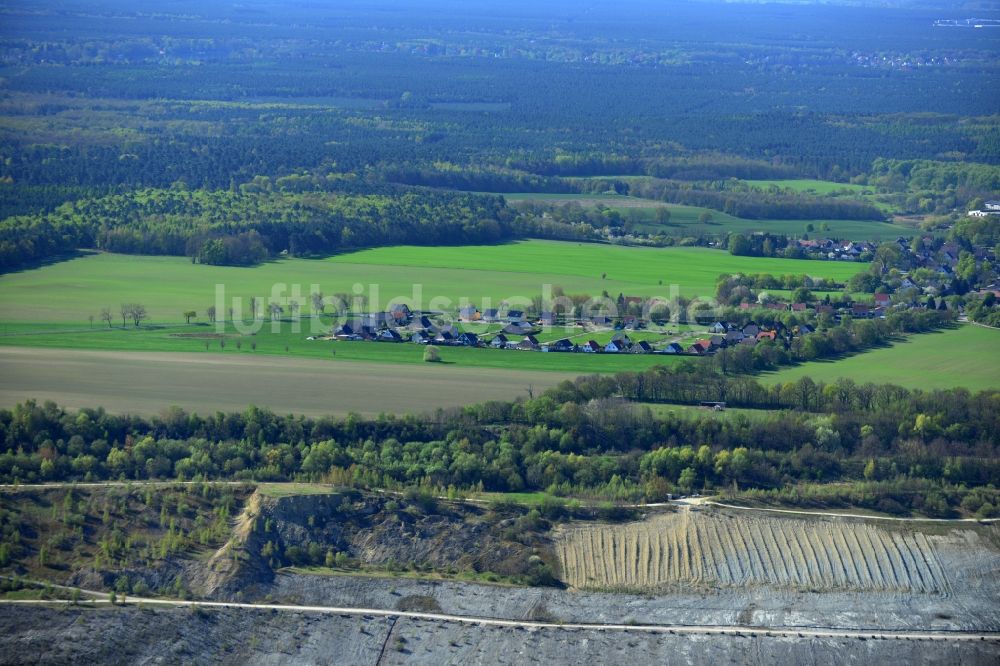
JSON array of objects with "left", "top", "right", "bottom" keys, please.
[
  {"left": 1, "top": 363, "right": 996, "bottom": 515},
  {"left": 0, "top": 187, "right": 519, "bottom": 271}
]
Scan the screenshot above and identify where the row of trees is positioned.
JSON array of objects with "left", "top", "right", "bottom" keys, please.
[{"left": 97, "top": 303, "right": 147, "bottom": 328}]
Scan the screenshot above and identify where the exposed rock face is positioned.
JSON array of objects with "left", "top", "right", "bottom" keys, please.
[{"left": 198, "top": 490, "right": 545, "bottom": 600}]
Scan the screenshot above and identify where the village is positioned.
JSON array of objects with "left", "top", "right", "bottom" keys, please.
[
  {"left": 312, "top": 222, "right": 1000, "bottom": 360},
  {"left": 318, "top": 295, "right": 904, "bottom": 358}
]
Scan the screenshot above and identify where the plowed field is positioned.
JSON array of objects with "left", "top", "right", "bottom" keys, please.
[{"left": 555, "top": 510, "right": 966, "bottom": 593}]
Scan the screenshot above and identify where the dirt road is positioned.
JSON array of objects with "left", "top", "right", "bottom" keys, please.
[{"left": 2, "top": 595, "right": 996, "bottom": 643}]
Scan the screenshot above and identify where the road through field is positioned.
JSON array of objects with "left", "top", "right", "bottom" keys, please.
[{"left": 0, "top": 347, "right": 576, "bottom": 416}]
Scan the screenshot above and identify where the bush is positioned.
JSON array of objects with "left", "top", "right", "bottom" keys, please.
[
  {"left": 403, "top": 487, "right": 437, "bottom": 512},
  {"left": 423, "top": 345, "right": 441, "bottom": 363}
]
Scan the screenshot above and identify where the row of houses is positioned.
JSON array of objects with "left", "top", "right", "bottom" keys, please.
[
  {"left": 796, "top": 239, "right": 874, "bottom": 261},
  {"left": 332, "top": 322, "right": 695, "bottom": 355},
  {"left": 689, "top": 320, "right": 811, "bottom": 355},
  {"left": 967, "top": 201, "right": 1000, "bottom": 218}
]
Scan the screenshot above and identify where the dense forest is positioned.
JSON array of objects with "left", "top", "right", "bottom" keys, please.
[
  {"left": 0, "top": 186, "right": 520, "bottom": 270},
  {"left": 1, "top": 0, "right": 998, "bottom": 267}
]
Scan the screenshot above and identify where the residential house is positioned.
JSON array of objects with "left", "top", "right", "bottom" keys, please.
[
  {"left": 687, "top": 342, "right": 708, "bottom": 355},
  {"left": 457, "top": 332, "right": 480, "bottom": 347},
  {"left": 756, "top": 330, "right": 777, "bottom": 342},
  {"left": 334, "top": 321, "right": 375, "bottom": 340},
  {"left": 502, "top": 321, "right": 535, "bottom": 335},
  {"left": 604, "top": 339, "right": 629, "bottom": 353},
  {"left": 504, "top": 310, "right": 526, "bottom": 323},
  {"left": 611, "top": 332, "right": 632, "bottom": 345},
  {"left": 694, "top": 337, "right": 715, "bottom": 351},
  {"left": 481, "top": 308, "right": 500, "bottom": 323},
  {"left": 873, "top": 293, "right": 891, "bottom": 307},
  {"left": 389, "top": 304, "right": 412, "bottom": 324},
  {"left": 459, "top": 306, "right": 480, "bottom": 322},
  {"left": 518, "top": 335, "right": 540, "bottom": 350},
  {"left": 742, "top": 323, "right": 760, "bottom": 337},
  {"left": 544, "top": 338, "right": 575, "bottom": 352},
  {"left": 663, "top": 342, "right": 684, "bottom": 354},
  {"left": 434, "top": 327, "right": 458, "bottom": 344},
  {"left": 633, "top": 340, "right": 653, "bottom": 354},
  {"left": 490, "top": 333, "right": 509, "bottom": 348},
  {"left": 581, "top": 340, "right": 602, "bottom": 353},
  {"left": 725, "top": 331, "right": 746, "bottom": 344},
  {"left": 409, "top": 315, "right": 435, "bottom": 332},
  {"left": 363, "top": 312, "right": 395, "bottom": 329},
  {"left": 376, "top": 329, "right": 402, "bottom": 343},
  {"left": 410, "top": 330, "right": 432, "bottom": 344}
]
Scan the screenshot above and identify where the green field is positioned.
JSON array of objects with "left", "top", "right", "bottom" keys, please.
[
  {"left": 739, "top": 179, "right": 895, "bottom": 215},
  {"left": 0, "top": 240, "right": 867, "bottom": 324},
  {"left": 506, "top": 192, "right": 908, "bottom": 240},
  {"left": 763, "top": 324, "right": 1000, "bottom": 392},
  {"left": 740, "top": 179, "right": 870, "bottom": 195},
  {"left": 634, "top": 207, "right": 907, "bottom": 240}
]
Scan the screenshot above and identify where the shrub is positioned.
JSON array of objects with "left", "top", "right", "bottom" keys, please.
[{"left": 423, "top": 345, "right": 441, "bottom": 362}]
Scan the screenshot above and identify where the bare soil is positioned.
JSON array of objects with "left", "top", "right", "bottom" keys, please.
[
  {"left": 0, "top": 347, "right": 572, "bottom": 416},
  {"left": 1, "top": 606, "right": 997, "bottom": 665},
  {"left": 552, "top": 509, "right": 990, "bottom": 594}
]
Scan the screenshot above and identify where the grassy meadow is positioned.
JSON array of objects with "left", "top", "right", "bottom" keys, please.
[
  {"left": 0, "top": 240, "right": 867, "bottom": 324},
  {"left": 739, "top": 179, "right": 870, "bottom": 195},
  {"left": 506, "top": 192, "right": 909, "bottom": 239},
  {"left": 763, "top": 324, "right": 1000, "bottom": 392}
]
